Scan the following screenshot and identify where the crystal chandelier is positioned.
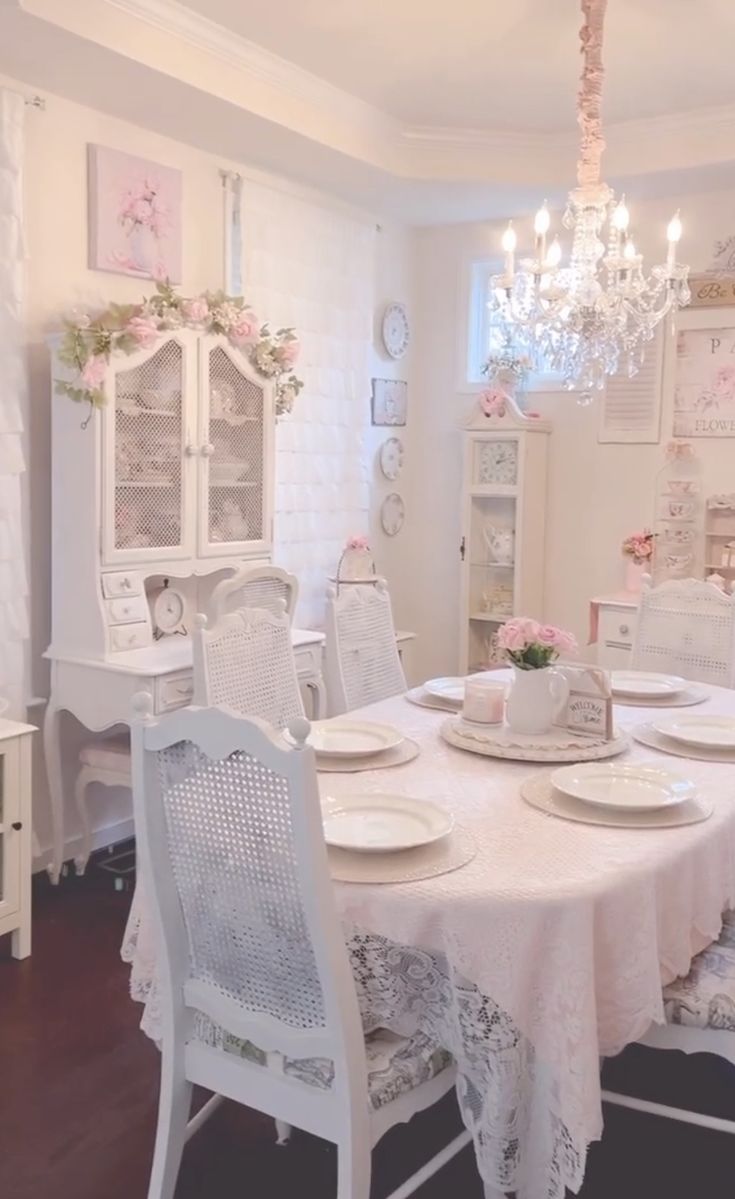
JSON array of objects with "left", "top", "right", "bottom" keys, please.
[{"left": 488, "top": 0, "right": 690, "bottom": 400}]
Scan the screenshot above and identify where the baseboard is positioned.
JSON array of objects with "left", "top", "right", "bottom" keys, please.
[{"left": 33, "top": 817, "right": 135, "bottom": 874}]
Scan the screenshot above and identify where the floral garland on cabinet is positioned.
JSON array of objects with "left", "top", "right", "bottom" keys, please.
[{"left": 56, "top": 279, "right": 303, "bottom": 417}]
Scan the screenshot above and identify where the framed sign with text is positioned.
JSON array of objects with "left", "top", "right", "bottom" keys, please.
[
  {"left": 673, "top": 324, "right": 735, "bottom": 437},
  {"left": 687, "top": 275, "right": 735, "bottom": 308}
]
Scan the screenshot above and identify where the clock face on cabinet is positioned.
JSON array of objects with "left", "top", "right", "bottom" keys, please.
[
  {"left": 381, "top": 303, "right": 410, "bottom": 360},
  {"left": 379, "top": 436, "right": 404, "bottom": 481},
  {"left": 151, "top": 585, "right": 186, "bottom": 636},
  {"left": 477, "top": 440, "right": 518, "bottom": 486},
  {"left": 380, "top": 492, "right": 405, "bottom": 536}
]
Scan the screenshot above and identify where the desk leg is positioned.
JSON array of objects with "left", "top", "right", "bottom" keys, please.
[
  {"left": 305, "top": 675, "right": 327, "bottom": 720},
  {"left": 43, "top": 699, "right": 65, "bottom": 885}
]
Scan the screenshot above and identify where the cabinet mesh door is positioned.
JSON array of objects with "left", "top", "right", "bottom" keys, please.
[{"left": 207, "top": 347, "right": 264, "bottom": 545}]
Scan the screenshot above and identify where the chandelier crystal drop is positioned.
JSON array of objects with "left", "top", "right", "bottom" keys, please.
[{"left": 488, "top": 0, "right": 690, "bottom": 400}]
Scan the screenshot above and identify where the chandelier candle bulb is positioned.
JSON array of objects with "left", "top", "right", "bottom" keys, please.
[
  {"left": 501, "top": 222, "right": 516, "bottom": 282},
  {"left": 667, "top": 211, "right": 682, "bottom": 273},
  {"left": 534, "top": 202, "right": 551, "bottom": 262},
  {"left": 546, "top": 237, "right": 562, "bottom": 269}
]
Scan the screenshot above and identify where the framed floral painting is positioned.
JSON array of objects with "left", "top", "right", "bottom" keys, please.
[
  {"left": 87, "top": 145, "right": 182, "bottom": 282},
  {"left": 672, "top": 323, "right": 735, "bottom": 437}
]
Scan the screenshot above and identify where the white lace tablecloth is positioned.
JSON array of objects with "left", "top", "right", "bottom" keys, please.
[{"left": 122, "top": 686, "right": 735, "bottom": 1199}]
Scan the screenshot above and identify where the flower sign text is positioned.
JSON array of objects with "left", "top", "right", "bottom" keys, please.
[{"left": 56, "top": 279, "right": 303, "bottom": 417}]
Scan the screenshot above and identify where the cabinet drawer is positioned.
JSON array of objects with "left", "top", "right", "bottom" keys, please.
[
  {"left": 109, "top": 622, "right": 150, "bottom": 652},
  {"left": 105, "top": 595, "right": 149, "bottom": 625},
  {"left": 597, "top": 609, "right": 636, "bottom": 648},
  {"left": 294, "top": 644, "right": 322, "bottom": 679},
  {"left": 102, "top": 571, "right": 143, "bottom": 599},
  {"left": 155, "top": 671, "right": 194, "bottom": 713}
]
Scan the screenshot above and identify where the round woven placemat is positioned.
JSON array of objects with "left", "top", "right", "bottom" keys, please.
[
  {"left": 328, "top": 824, "right": 476, "bottom": 883},
  {"left": 316, "top": 737, "right": 420, "bottom": 774},
  {"left": 613, "top": 687, "right": 709, "bottom": 709},
  {"left": 441, "top": 717, "right": 629, "bottom": 763},
  {"left": 520, "top": 774, "right": 712, "bottom": 829},
  {"left": 632, "top": 722, "right": 735, "bottom": 763}
]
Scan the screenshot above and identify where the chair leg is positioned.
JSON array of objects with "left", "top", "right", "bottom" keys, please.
[
  {"left": 336, "top": 1135, "right": 371, "bottom": 1199},
  {"left": 147, "top": 1052, "right": 193, "bottom": 1199},
  {"left": 274, "top": 1119, "right": 292, "bottom": 1146},
  {"left": 73, "top": 769, "right": 93, "bottom": 876}
]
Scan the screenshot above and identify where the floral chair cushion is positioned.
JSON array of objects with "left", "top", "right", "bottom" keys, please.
[
  {"left": 221, "top": 1027, "right": 453, "bottom": 1111},
  {"left": 662, "top": 909, "right": 735, "bottom": 1031}
]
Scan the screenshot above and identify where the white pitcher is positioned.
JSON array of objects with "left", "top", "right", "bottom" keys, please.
[{"left": 505, "top": 666, "right": 569, "bottom": 735}]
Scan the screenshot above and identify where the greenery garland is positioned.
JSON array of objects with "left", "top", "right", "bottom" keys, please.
[{"left": 56, "top": 279, "right": 304, "bottom": 417}]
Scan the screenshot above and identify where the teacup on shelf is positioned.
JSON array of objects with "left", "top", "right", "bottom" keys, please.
[{"left": 668, "top": 480, "right": 698, "bottom": 496}]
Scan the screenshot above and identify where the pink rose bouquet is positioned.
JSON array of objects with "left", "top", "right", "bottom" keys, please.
[
  {"left": 621, "top": 529, "right": 653, "bottom": 564},
  {"left": 346, "top": 534, "right": 370, "bottom": 551},
  {"left": 496, "top": 617, "right": 577, "bottom": 670}
]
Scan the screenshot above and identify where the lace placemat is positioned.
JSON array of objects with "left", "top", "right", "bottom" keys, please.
[
  {"left": 316, "top": 737, "right": 420, "bottom": 773},
  {"left": 404, "top": 686, "right": 460, "bottom": 712},
  {"left": 441, "top": 717, "right": 629, "bottom": 763},
  {"left": 328, "top": 824, "right": 476, "bottom": 883},
  {"left": 613, "top": 687, "right": 709, "bottom": 709},
  {"left": 520, "top": 774, "right": 713, "bottom": 829},
  {"left": 632, "top": 722, "right": 735, "bottom": 763}
]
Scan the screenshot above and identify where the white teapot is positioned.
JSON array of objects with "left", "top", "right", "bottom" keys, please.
[{"left": 483, "top": 525, "right": 515, "bottom": 565}]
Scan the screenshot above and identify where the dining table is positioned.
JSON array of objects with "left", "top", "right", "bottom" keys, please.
[{"left": 122, "top": 681, "right": 735, "bottom": 1199}]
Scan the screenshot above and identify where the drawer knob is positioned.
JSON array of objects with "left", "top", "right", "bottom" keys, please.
[
  {"left": 619, "top": 624, "right": 629, "bottom": 635},
  {"left": 11, "top": 821, "right": 21, "bottom": 831}
]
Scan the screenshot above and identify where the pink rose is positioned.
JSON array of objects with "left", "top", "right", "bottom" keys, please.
[
  {"left": 516, "top": 617, "right": 541, "bottom": 642},
  {"left": 537, "top": 624, "right": 562, "bottom": 647},
  {"left": 229, "top": 312, "right": 260, "bottom": 347},
  {"left": 127, "top": 315, "right": 159, "bottom": 348},
  {"left": 497, "top": 619, "right": 528, "bottom": 652},
  {"left": 347, "top": 534, "right": 370, "bottom": 551},
  {"left": 556, "top": 631, "right": 578, "bottom": 655},
  {"left": 80, "top": 355, "right": 106, "bottom": 391},
  {"left": 277, "top": 337, "right": 300, "bottom": 366},
  {"left": 182, "top": 297, "right": 209, "bottom": 324}
]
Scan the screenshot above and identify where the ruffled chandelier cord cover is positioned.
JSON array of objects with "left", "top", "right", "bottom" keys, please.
[{"left": 0, "top": 88, "right": 29, "bottom": 719}]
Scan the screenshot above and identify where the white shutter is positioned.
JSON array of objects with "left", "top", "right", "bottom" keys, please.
[{"left": 598, "top": 329, "right": 664, "bottom": 443}]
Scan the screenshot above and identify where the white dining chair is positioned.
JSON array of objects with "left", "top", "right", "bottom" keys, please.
[
  {"left": 324, "top": 580, "right": 407, "bottom": 715},
  {"left": 130, "top": 697, "right": 470, "bottom": 1199},
  {"left": 630, "top": 578, "right": 735, "bottom": 687},
  {"left": 193, "top": 602, "right": 305, "bottom": 727},
  {"left": 210, "top": 564, "right": 299, "bottom": 624},
  {"left": 602, "top": 910, "right": 735, "bottom": 1134}
]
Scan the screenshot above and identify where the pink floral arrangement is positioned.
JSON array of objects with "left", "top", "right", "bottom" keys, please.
[
  {"left": 496, "top": 618, "right": 577, "bottom": 670},
  {"left": 621, "top": 529, "right": 654, "bottom": 563},
  {"left": 346, "top": 534, "right": 370, "bottom": 551},
  {"left": 119, "top": 177, "right": 170, "bottom": 241},
  {"left": 56, "top": 279, "right": 303, "bottom": 417}
]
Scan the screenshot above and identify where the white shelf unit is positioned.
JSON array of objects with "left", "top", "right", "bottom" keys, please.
[
  {"left": 459, "top": 402, "right": 551, "bottom": 674},
  {"left": 48, "top": 329, "right": 276, "bottom": 662},
  {"left": 0, "top": 720, "right": 34, "bottom": 959},
  {"left": 705, "top": 498, "right": 735, "bottom": 584}
]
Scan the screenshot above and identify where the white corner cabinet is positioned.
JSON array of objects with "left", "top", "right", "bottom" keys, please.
[
  {"left": 459, "top": 400, "right": 551, "bottom": 673},
  {"left": 590, "top": 593, "right": 639, "bottom": 670},
  {"left": 48, "top": 329, "right": 275, "bottom": 661},
  {"left": 0, "top": 720, "right": 34, "bottom": 959}
]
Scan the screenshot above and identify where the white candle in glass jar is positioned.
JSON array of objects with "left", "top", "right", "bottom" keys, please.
[{"left": 463, "top": 678, "right": 506, "bottom": 725}]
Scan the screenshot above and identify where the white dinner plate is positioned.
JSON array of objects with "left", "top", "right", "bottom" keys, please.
[
  {"left": 423, "top": 671, "right": 507, "bottom": 705},
  {"left": 550, "top": 763, "right": 697, "bottom": 811},
  {"left": 611, "top": 671, "right": 687, "bottom": 699},
  {"left": 321, "top": 794, "right": 454, "bottom": 853},
  {"left": 651, "top": 715, "right": 735, "bottom": 750},
  {"left": 304, "top": 720, "right": 404, "bottom": 759}
]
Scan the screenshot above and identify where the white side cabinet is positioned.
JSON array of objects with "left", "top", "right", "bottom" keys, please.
[
  {"left": 459, "top": 399, "right": 551, "bottom": 674},
  {"left": 0, "top": 720, "right": 34, "bottom": 959},
  {"left": 591, "top": 594, "right": 639, "bottom": 669}
]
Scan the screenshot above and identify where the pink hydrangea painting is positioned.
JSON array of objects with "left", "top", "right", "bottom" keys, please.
[{"left": 88, "top": 145, "right": 182, "bottom": 282}]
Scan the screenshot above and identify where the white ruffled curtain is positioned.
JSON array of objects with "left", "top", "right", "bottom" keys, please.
[{"left": 0, "top": 89, "right": 28, "bottom": 718}]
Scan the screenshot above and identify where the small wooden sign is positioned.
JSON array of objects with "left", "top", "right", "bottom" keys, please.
[
  {"left": 554, "top": 665, "right": 613, "bottom": 739},
  {"left": 687, "top": 275, "right": 735, "bottom": 308}
]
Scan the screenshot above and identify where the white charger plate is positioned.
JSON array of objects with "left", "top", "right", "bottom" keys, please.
[
  {"left": 611, "top": 671, "right": 687, "bottom": 699},
  {"left": 521, "top": 775, "right": 712, "bottom": 829},
  {"left": 423, "top": 670, "right": 508, "bottom": 705},
  {"left": 551, "top": 762, "right": 696, "bottom": 812},
  {"left": 651, "top": 716, "right": 735, "bottom": 750},
  {"left": 303, "top": 720, "right": 403, "bottom": 759},
  {"left": 321, "top": 794, "right": 453, "bottom": 852}
]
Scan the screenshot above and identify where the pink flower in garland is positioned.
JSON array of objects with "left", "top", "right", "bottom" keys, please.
[
  {"left": 277, "top": 337, "right": 300, "bottom": 367},
  {"left": 80, "top": 355, "right": 107, "bottom": 391},
  {"left": 229, "top": 312, "right": 260, "bottom": 347},
  {"left": 182, "top": 297, "right": 209, "bottom": 324},
  {"left": 127, "top": 314, "right": 160, "bottom": 348}
]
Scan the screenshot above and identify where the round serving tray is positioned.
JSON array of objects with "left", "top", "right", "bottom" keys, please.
[{"left": 440, "top": 717, "right": 629, "bottom": 763}]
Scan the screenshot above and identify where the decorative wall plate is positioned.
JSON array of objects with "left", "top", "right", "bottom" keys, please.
[
  {"left": 379, "top": 436, "right": 404, "bottom": 480},
  {"left": 381, "top": 303, "right": 410, "bottom": 359},
  {"left": 149, "top": 582, "right": 186, "bottom": 636},
  {"left": 380, "top": 492, "right": 405, "bottom": 536}
]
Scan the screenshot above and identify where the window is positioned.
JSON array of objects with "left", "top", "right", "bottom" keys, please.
[{"left": 464, "top": 258, "right": 564, "bottom": 392}]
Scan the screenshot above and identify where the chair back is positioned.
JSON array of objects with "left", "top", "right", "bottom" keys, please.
[
  {"left": 193, "top": 604, "right": 305, "bottom": 727},
  {"left": 632, "top": 578, "right": 735, "bottom": 686},
  {"left": 210, "top": 565, "right": 299, "bottom": 624},
  {"left": 325, "top": 580, "right": 406, "bottom": 714},
  {"left": 130, "top": 699, "right": 368, "bottom": 1096}
]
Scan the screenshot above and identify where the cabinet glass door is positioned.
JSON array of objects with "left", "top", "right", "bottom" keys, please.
[
  {"left": 0, "top": 746, "right": 19, "bottom": 920},
  {"left": 199, "top": 343, "right": 268, "bottom": 557},
  {"left": 106, "top": 338, "right": 189, "bottom": 563}
]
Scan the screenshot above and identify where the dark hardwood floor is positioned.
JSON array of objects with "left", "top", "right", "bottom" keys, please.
[{"left": 1, "top": 860, "right": 735, "bottom": 1199}]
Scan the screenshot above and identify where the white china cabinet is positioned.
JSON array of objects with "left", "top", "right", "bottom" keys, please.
[
  {"left": 459, "top": 399, "right": 551, "bottom": 673},
  {"left": 0, "top": 719, "right": 34, "bottom": 958}
]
